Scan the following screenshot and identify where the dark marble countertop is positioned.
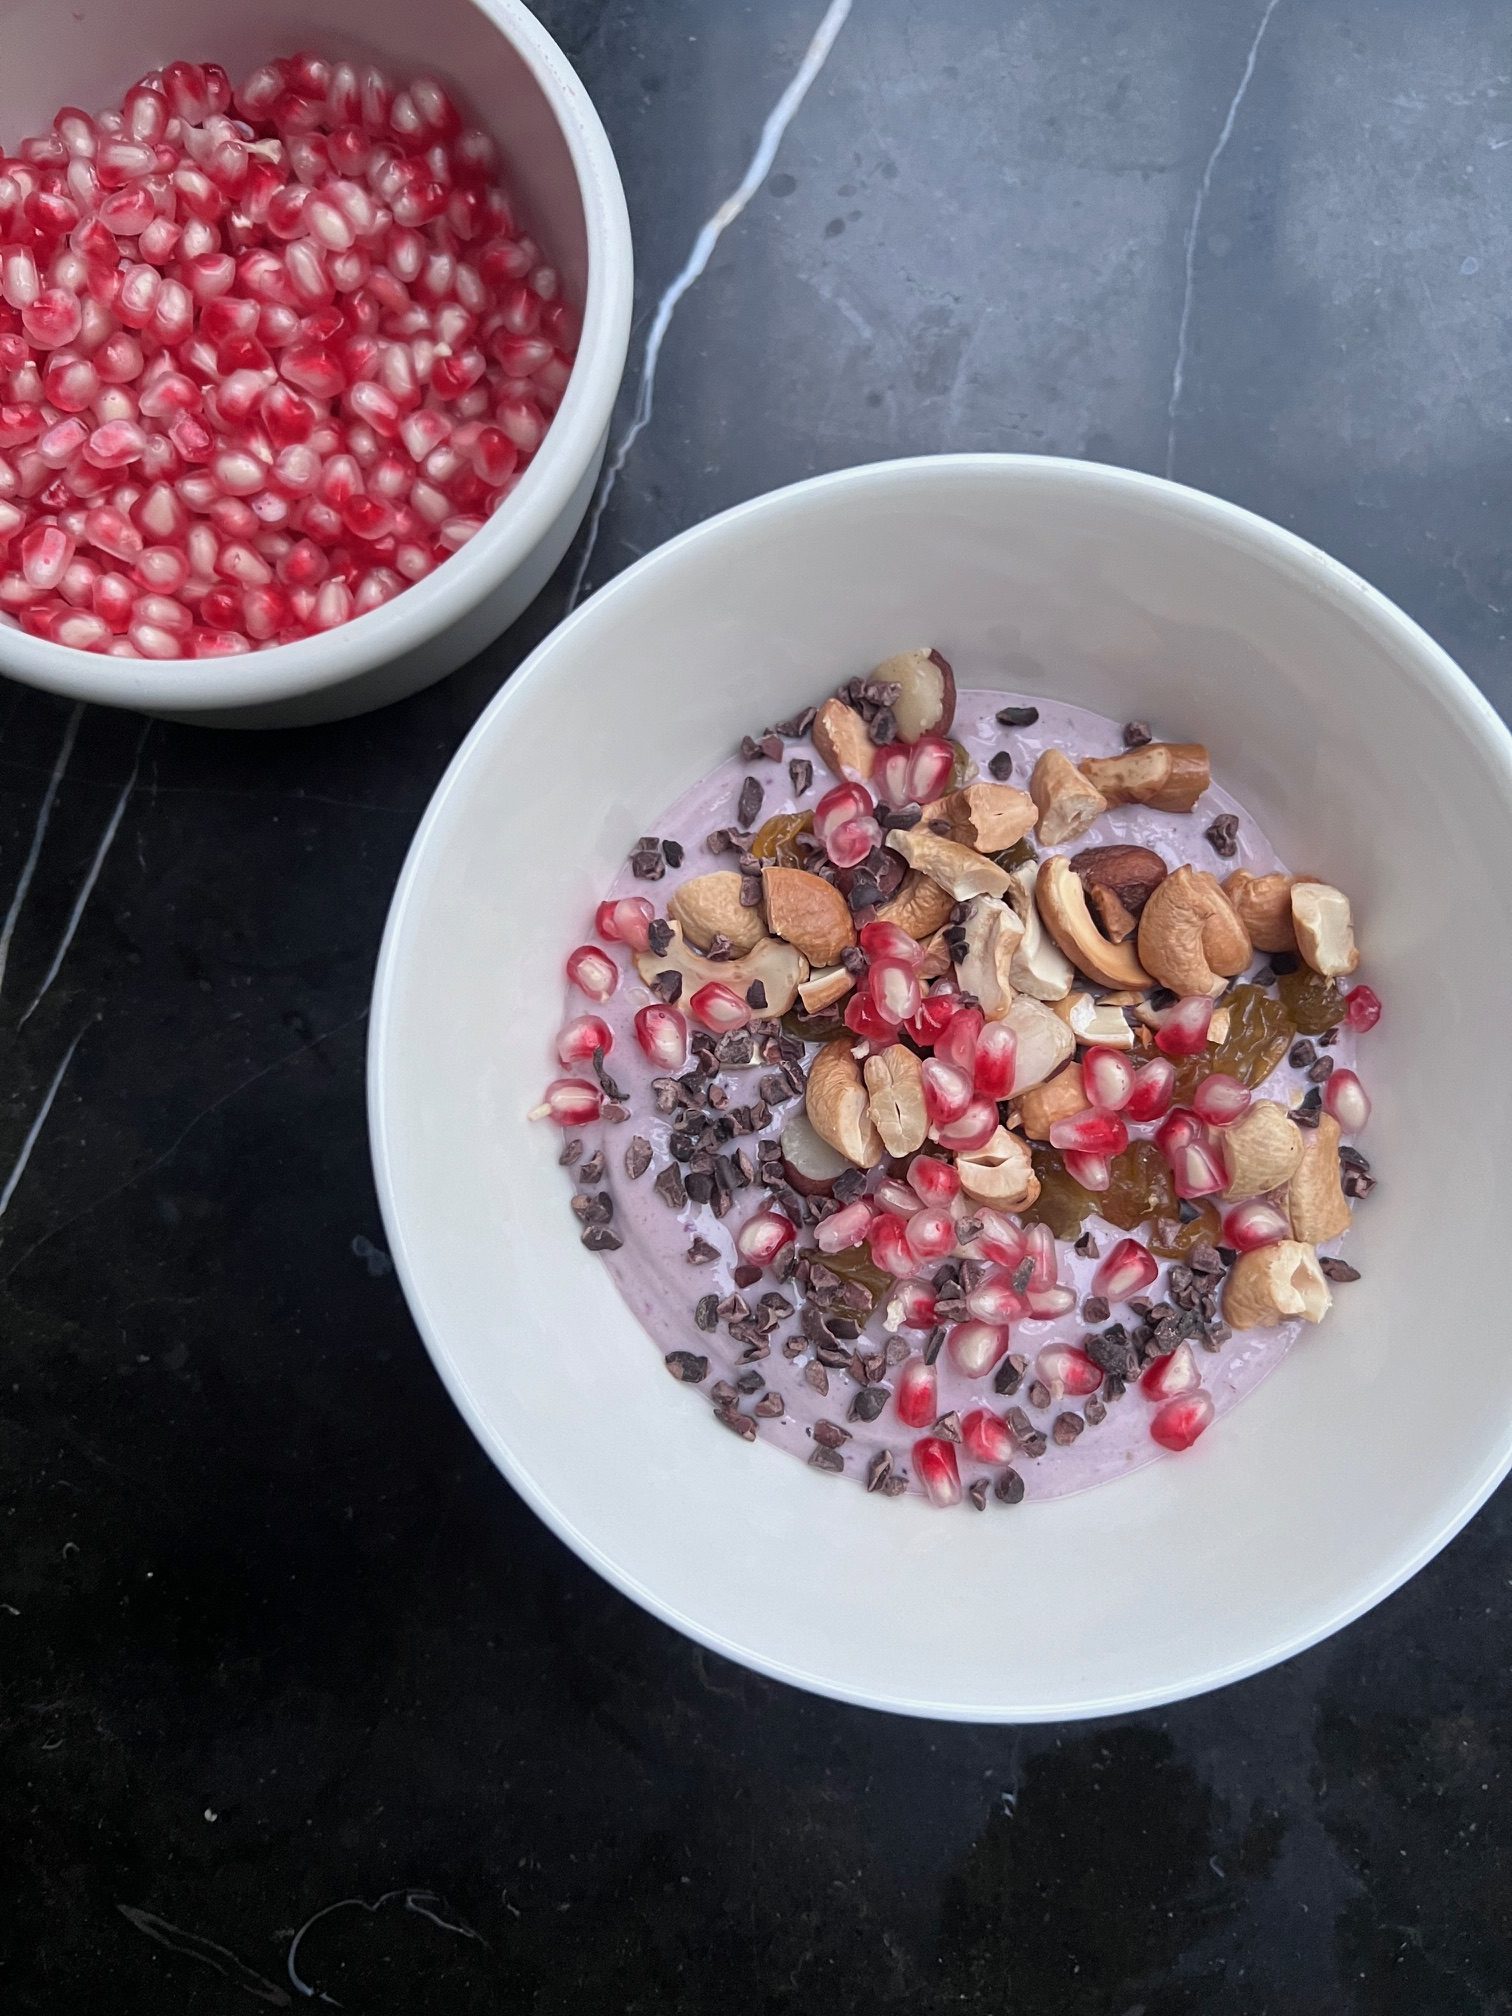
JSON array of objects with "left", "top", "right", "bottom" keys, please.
[{"left": 4, "top": 3, "right": 1509, "bottom": 2009}]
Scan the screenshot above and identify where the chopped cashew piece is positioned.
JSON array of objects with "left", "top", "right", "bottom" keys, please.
[
  {"left": 667, "top": 871, "right": 767, "bottom": 955},
  {"left": 798, "top": 964, "right": 854, "bottom": 1014},
  {"left": 953, "top": 895, "right": 1023, "bottom": 1021},
  {"left": 1136, "top": 864, "right": 1250, "bottom": 996},
  {"left": 864, "top": 1044, "right": 928, "bottom": 1157},
  {"left": 956, "top": 1125, "right": 1039, "bottom": 1210},
  {"left": 1013, "top": 1060, "right": 1089, "bottom": 1140},
  {"left": 636, "top": 922, "right": 807, "bottom": 1016},
  {"left": 1223, "top": 870, "right": 1297, "bottom": 954},
  {"left": 1290, "top": 881, "right": 1359, "bottom": 977},
  {"left": 1004, "top": 862, "right": 1075, "bottom": 1001},
  {"left": 1220, "top": 1099, "right": 1305, "bottom": 1200},
  {"left": 805, "top": 1039, "right": 884, "bottom": 1168},
  {"left": 886, "top": 828, "right": 1010, "bottom": 901},
  {"left": 1030, "top": 748, "right": 1107, "bottom": 848},
  {"left": 1078, "top": 743, "right": 1210, "bottom": 812},
  {"left": 1035, "top": 856, "right": 1151, "bottom": 990},
  {"left": 761, "top": 866, "right": 855, "bottom": 965},
  {"left": 1285, "top": 1113, "right": 1353, "bottom": 1243},
  {"left": 875, "top": 868, "right": 955, "bottom": 942},
  {"left": 1053, "top": 989, "right": 1138, "bottom": 1051},
  {"left": 1001, "top": 992, "right": 1075, "bottom": 1094},
  {"left": 812, "top": 696, "right": 875, "bottom": 782},
  {"left": 935, "top": 782, "right": 1037, "bottom": 852},
  {"left": 1224, "top": 1241, "right": 1332, "bottom": 1329}
]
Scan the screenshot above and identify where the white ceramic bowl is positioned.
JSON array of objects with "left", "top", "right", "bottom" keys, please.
[
  {"left": 370, "top": 455, "right": 1512, "bottom": 1720},
  {"left": 0, "top": 0, "right": 631, "bottom": 727}
]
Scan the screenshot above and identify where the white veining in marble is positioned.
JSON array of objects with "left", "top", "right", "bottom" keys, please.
[
  {"left": 1165, "top": 0, "right": 1284, "bottom": 478},
  {"left": 566, "top": 0, "right": 853, "bottom": 611},
  {"left": 0, "top": 702, "right": 81, "bottom": 1001},
  {"left": 0, "top": 1019, "right": 88, "bottom": 1222}
]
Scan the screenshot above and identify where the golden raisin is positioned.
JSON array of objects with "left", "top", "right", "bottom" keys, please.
[
  {"left": 1173, "top": 983, "right": 1294, "bottom": 1100},
  {"left": 1149, "top": 1202, "right": 1222, "bottom": 1260},
  {"left": 750, "top": 810, "right": 814, "bottom": 867},
  {"left": 1025, "top": 1146, "right": 1096, "bottom": 1240},
  {"left": 1100, "top": 1140, "right": 1177, "bottom": 1231},
  {"left": 1277, "top": 966, "right": 1345, "bottom": 1035},
  {"left": 808, "top": 1244, "right": 890, "bottom": 1312}
]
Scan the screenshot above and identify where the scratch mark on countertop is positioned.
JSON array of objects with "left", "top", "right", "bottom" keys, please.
[
  {"left": 565, "top": 0, "right": 853, "bottom": 611},
  {"left": 0, "top": 1019, "right": 88, "bottom": 1221},
  {"left": 117, "top": 1905, "right": 291, "bottom": 2005},
  {"left": 287, "top": 1889, "right": 484, "bottom": 2004},
  {"left": 20, "top": 721, "right": 150, "bottom": 1028},
  {"left": 0, "top": 1007, "right": 368, "bottom": 1284},
  {"left": 1165, "top": 0, "right": 1283, "bottom": 478},
  {"left": 0, "top": 703, "right": 81, "bottom": 1001}
]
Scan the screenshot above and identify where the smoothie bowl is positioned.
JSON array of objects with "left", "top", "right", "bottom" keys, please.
[{"left": 371, "top": 456, "right": 1512, "bottom": 1719}]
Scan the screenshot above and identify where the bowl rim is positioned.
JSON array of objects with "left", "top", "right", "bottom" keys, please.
[
  {"left": 370, "top": 452, "right": 1512, "bottom": 1718},
  {"left": 0, "top": 0, "right": 633, "bottom": 714}
]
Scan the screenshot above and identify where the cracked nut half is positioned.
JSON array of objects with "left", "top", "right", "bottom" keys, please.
[
  {"left": 1072, "top": 843, "right": 1168, "bottom": 943},
  {"left": 886, "top": 827, "right": 1011, "bottom": 901},
  {"left": 1224, "top": 1240, "right": 1332, "bottom": 1329},
  {"left": 798, "top": 963, "right": 854, "bottom": 1014},
  {"left": 1220, "top": 1099, "right": 1305, "bottom": 1200},
  {"left": 1222, "top": 870, "right": 1297, "bottom": 954},
  {"left": 636, "top": 921, "right": 807, "bottom": 1017},
  {"left": 1137, "top": 864, "right": 1250, "bottom": 996},
  {"left": 668, "top": 871, "right": 767, "bottom": 955},
  {"left": 875, "top": 868, "right": 955, "bottom": 942},
  {"left": 1004, "top": 861, "right": 1074, "bottom": 1001},
  {"left": 935, "top": 781, "right": 1037, "bottom": 852},
  {"left": 762, "top": 866, "right": 855, "bottom": 966},
  {"left": 1013, "top": 1060, "right": 1090, "bottom": 1140},
  {"left": 864, "top": 1043, "right": 929, "bottom": 1157},
  {"left": 1285, "top": 1112, "right": 1352, "bottom": 1244},
  {"left": 1030, "top": 747, "right": 1107, "bottom": 848},
  {"left": 812, "top": 696, "right": 875, "bottom": 782},
  {"left": 956, "top": 1125, "right": 1039, "bottom": 1210},
  {"left": 954, "top": 894, "right": 1023, "bottom": 1021},
  {"left": 1290, "top": 881, "right": 1359, "bottom": 978},
  {"left": 873, "top": 646, "right": 957, "bottom": 743},
  {"left": 806, "top": 1038, "right": 885, "bottom": 1168},
  {"left": 1035, "top": 855, "right": 1152, "bottom": 990},
  {"left": 1002, "top": 992, "right": 1076, "bottom": 1093},
  {"left": 1053, "top": 989, "right": 1138, "bottom": 1051}
]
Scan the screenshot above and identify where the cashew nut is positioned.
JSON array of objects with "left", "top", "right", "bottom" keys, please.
[
  {"left": 1224, "top": 1240, "right": 1332, "bottom": 1329},
  {"left": 1219, "top": 1100, "right": 1305, "bottom": 1200},
  {"left": 863, "top": 1044, "right": 928, "bottom": 1157},
  {"left": 1013, "top": 1060, "right": 1089, "bottom": 1140},
  {"left": 886, "top": 828, "right": 1010, "bottom": 901},
  {"left": 935, "top": 781, "right": 1037, "bottom": 852},
  {"left": 1285, "top": 1112, "right": 1352, "bottom": 1243},
  {"left": 805, "top": 1039, "right": 884, "bottom": 1168},
  {"left": 1035, "top": 856, "right": 1151, "bottom": 990},
  {"left": 761, "top": 866, "right": 855, "bottom": 966},
  {"left": 812, "top": 696, "right": 875, "bottom": 782},
  {"left": 1029, "top": 748, "right": 1107, "bottom": 848},
  {"left": 1222, "top": 870, "right": 1297, "bottom": 954},
  {"left": 954, "top": 895, "right": 1023, "bottom": 1020},
  {"left": 1290, "top": 881, "right": 1359, "bottom": 978},
  {"left": 667, "top": 871, "right": 767, "bottom": 955},
  {"left": 874, "top": 647, "right": 956, "bottom": 743},
  {"left": 875, "top": 868, "right": 955, "bottom": 942},
  {"left": 1136, "top": 864, "right": 1251, "bottom": 996},
  {"left": 1078, "top": 743, "right": 1211, "bottom": 812},
  {"left": 798, "top": 964, "right": 854, "bottom": 1014},
  {"left": 1004, "top": 862, "right": 1075, "bottom": 1001},
  {"left": 636, "top": 921, "right": 807, "bottom": 1016},
  {"left": 1001, "top": 992, "right": 1076, "bottom": 1093},
  {"left": 1053, "top": 989, "right": 1137, "bottom": 1050}
]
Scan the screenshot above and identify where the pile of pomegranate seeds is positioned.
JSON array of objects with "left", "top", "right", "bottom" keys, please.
[{"left": 0, "top": 53, "right": 576, "bottom": 657}]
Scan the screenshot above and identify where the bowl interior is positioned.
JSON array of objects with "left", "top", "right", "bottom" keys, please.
[
  {"left": 0, "top": 0, "right": 613, "bottom": 713},
  {"left": 372, "top": 456, "right": 1512, "bottom": 1719}
]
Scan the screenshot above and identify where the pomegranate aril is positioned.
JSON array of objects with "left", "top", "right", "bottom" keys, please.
[
  {"left": 1025, "top": 1223, "right": 1058, "bottom": 1291},
  {"left": 1048, "top": 1109, "right": 1128, "bottom": 1156},
  {"left": 688, "top": 981, "right": 751, "bottom": 1033},
  {"left": 1155, "top": 1108, "right": 1201, "bottom": 1163},
  {"left": 632, "top": 1005, "right": 687, "bottom": 1070},
  {"left": 735, "top": 1209, "right": 796, "bottom": 1269},
  {"left": 973, "top": 1023, "right": 1016, "bottom": 1100},
  {"left": 1062, "top": 1149, "right": 1112, "bottom": 1191},
  {"left": 1035, "top": 1343, "right": 1103, "bottom": 1398},
  {"left": 886, "top": 1278, "right": 940, "bottom": 1331},
  {"left": 1024, "top": 1284, "right": 1077, "bottom": 1319},
  {"left": 1081, "top": 1045, "right": 1134, "bottom": 1112},
  {"left": 970, "top": 1209, "right": 1027, "bottom": 1269},
  {"left": 555, "top": 1014, "right": 613, "bottom": 1065},
  {"left": 843, "top": 991, "right": 896, "bottom": 1044},
  {"left": 20, "top": 522, "right": 73, "bottom": 589},
  {"left": 1193, "top": 1073, "right": 1251, "bottom": 1126},
  {"left": 1173, "top": 1139, "right": 1226, "bottom": 1200},
  {"left": 873, "top": 1177, "right": 923, "bottom": 1218},
  {"left": 961, "top": 1407, "right": 1014, "bottom": 1466},
  {"left": 813, "top": 781, "right": 873, "bottom": 841},
  {"left": 529, "top": 1077, "right": 602, "bottom": 1127},
  {"left": 1155, "top": 994, "right": 1216, "bottom": 1058},
  {"left": 966, "top": 1272, "right": 1025, "bottom": 1324},
  {"left": 907, "top": 984, "right": 960, "bottom": 1048},
  {"left": 947, "top": 1320, "right": 1010, "bottom": 1380},
  {"left": 858, "top": 919, "right": 925, "bottom": 968},
  {"left": 906, "top": 1207, "right": 958, "bottom": 1263},
  {"left": 921, "top": 1057, "right": 973, "bottom": 1127},
  {"left": 1092, "top": 1236, "right": 1158, "bottom": 1304},
  {"left": 906, "top": 1154, "right": 960, "bottom": 1207},
  {"left": 871, "top": 742, "right": 912, "bottom": 810},
  {"left": 1222, "top": 1199, "right": 1290, "bottom": 1252},
  {"left": 815, "top": 1199, "right": 876, "bottom": 1255},
  {"left": 565, "top": 943, "right": 618, "bottom": 1003},
  {"left": 932, "top": 1098, "right": 999, "bottom": 1153},
  {"left": 895, "top": 1356, "right": 938, "bottom": 1430},
  {"left": 867, "top": 957, "right": 921, "bottom": 1027},
  {"left": 1322, "top": 1069, "right": 1371, "bottom": 1133},
  {"left": 826, "top": 814, "right": 881, "bottom": 870},
  {"left": 1343, "top": 984, "right": 1381, "bottom": 1033},
  {"left": 867, "top": 1212, "right": 916, "bottom": 1278},
  {"left": 904, "top": 734, "right": 954, "bottom": 804},
  {"left": 1141, "top": 1341, "right": 1201, "bottom": 1400},
  {"left": 913, "top": 1435, "right": 962, "bottom": 1508},
  {"left": 935, "top": 1004, "right": 983, "bottom": 1074},
  {"left": 1150, "top": 1390, "right": 1214, "bottom": 1451}
]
